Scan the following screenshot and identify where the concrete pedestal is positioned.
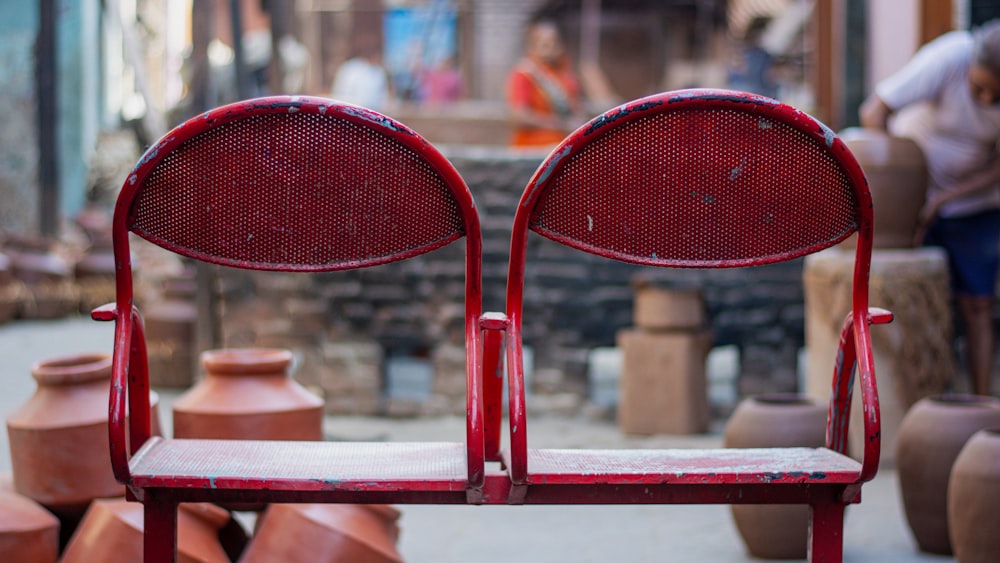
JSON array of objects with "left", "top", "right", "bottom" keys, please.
[{"left": 803, "top": 247, "right": 956, "bottom": 467}]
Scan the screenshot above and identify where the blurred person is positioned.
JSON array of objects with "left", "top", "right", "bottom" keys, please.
[
  {"left": 419, "top": 54, "right": 464, "bottom": 105},
  {"left": 506, "top": 20, "right": 585, "bottom": 147},
  {"left": 332, "top": 35, "right": 392, "bottom": 111},
  {"left": 860, "top": 20, "right": 1000, "bottom": 395},
  {"left": 728, "top": 16, "right": 780, "bottom": 99}
]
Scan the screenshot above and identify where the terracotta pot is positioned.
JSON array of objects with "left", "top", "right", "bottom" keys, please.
[
  {"left": 5, "top": 235, "right": 77, "bottom": 319},
  {"left": 839, "top": 128, "right": 927, "bottom": 249},
  {"left": 948, "top": 428, "right": 1000, "bottom": 563},
  {"left": 896, "top": 394, "right": 1000, "bottom": 554},
  {"left": 0, "top": 477, "right": 59, "bottom": 563},
  {"left": 172, "top": 348, "right": 323, "bottom": 441},
  {"left": 723, "top": 394, "right": 827, "bottom": 559},
  {"left": 145, "top": 278, "right": 198, "bottom": 388},
  {"left": 6, "top": 353, "right": 162, "bottom": 520},
  {"left": 0, "top": 252, "right": 17, "bottom": 324},
  {"left": 61, "top": 499, "right": 232, "bottom": 563},
  {"left": 241, "top": 504, "right": 403, "bottom": 562}
]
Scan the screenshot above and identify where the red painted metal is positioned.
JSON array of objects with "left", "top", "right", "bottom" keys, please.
[
  {"left": 501, "top": 89, "right": 889, "bottom": 561},
  {"left": 93, "top": 90, "right": 890, "bottom": 561},
  {"left": 96, "top": 95, "right": 485, "bottom": 559}
]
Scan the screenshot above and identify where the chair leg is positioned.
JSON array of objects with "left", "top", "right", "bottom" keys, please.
[
  {"left": 807, "top": 502, "right": 845, "bottom": 562},
  {"left": 144, "top": 496, "right": 179, "bottom": 563}
]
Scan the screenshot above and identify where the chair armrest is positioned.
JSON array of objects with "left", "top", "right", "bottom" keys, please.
[
  {"left": 93, "top": 303, "right": 154, "bottom": 484},
  {"left": 826, "top": 307, "right": 893, "bottom": 484}
]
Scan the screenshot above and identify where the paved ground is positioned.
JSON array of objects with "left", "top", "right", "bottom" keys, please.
[{"left": 0, "top": 317, "right": 954, "bottom": 562}]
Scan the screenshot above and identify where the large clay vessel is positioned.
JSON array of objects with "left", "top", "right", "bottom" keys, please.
[
  {"left": 241, "top": 503, "right": 403, "bottom": 562},
  {"left": 0, "top": 478, "right": 59, "bottom": 563},
  {"left": 61, "top": 499, "right": 231, "bottom": 563},
  {"left": 172, "top": 347, "right": 323, "bottom": 440},
  {"left": 948, "top": 428, "right": 1000, "bottom": 563},
  {"left": 839, "top": 128, "right": 927, "bottom": 249},
  {"left": 6, "top": 353, "right": 162, "bottom": 523},
  {"left": 896, "top": 394, "right": 1000, "bottom": 554},
  {"left": 723, "top": 394, "right": 827, "bottom": 559}
]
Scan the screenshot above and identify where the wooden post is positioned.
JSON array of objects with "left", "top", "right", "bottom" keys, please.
[{"left": 37, "top": 0, "right": 59, "bottom": 237}]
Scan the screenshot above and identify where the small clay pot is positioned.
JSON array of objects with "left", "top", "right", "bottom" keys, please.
[
  {"left": 242, "top": 504, "right": 403, "bottom": 562},
  {"left": 6, "top": 353, "right": 162, "bottom": 520},
  {"left": 60, "top": 499, "right": 232, "bottom": 563},
  {"left": 172, "top": 348, "right": 323, "bottom": 441},
  {"left": 896, "top": 394, "right": 1000, "bottom": 554},
  {"left": 724, "top": 394, "right": 827, "bottom": 559},
  {"left": 0, "top": 477, "right": 59, "bottom": 563},
  {"left": 947, "top": 428, "right": 1000, "bottom": 563}
]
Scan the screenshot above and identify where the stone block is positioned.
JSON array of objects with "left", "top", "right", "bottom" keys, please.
[{"left": 617, "top": 328, "right": 711, "bottom": 435}]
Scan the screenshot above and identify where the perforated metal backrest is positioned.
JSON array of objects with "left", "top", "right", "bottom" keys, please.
[
  {"left": 517, "top": 90, "right": 872, "bottom": 268},
  {"left": 118, "top": 97, "right": 478, "bottom": 272}
]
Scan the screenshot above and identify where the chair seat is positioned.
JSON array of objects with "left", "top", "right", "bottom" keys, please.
[
  {"left": 501, "top": 447, "right": 862, "bottom": 486},
  {"left": 129, "top": 437, "right": 469, "bottom": 492}
]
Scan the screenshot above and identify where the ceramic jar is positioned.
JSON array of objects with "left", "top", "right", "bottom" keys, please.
[
  {"left": 723, "top": 394, "right": 827, "bottom": 559},
  {"left": 6, "top": 353, "right": 162, "bottom": 520},
  {"left": 0, "top": 252, "right": 17, "bottom": 324},
  {"left": 839, "top": 128, "right": 927, "bottom": 249},
  {"left": 948, "top": 428, "right": 1000, "bottom": 563},
  {"left": 0, "top": 478, "right": 59, "bottom": 562},
  {"left": 144, "top": 277, "right": 198, "bottom": 388},
  {"left": 61, "top": 499, "right": 232, "bottom": 563},
  {"left": 241, "top": 504, "right": 403, "bottom": 562},
  {"left": 896, "top": 394, "right": 1000, "bottom": 554},
  {"left": 172, "top": 347, "right": 323, "bottom": 440},
  {"left": 5, "top": 235, "right": 77, "bottom": 319}
]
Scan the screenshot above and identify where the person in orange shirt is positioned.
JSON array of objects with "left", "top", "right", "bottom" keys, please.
[{"left": 507, "top": 20, "right": 585, "bottom": 148}]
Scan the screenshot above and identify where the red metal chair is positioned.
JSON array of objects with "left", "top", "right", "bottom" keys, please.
[
  {"left": 92, "top": 96, "right": 494, "bottom": 561},
  {"left": 486, "top": 89, "right": 893, "bottom": 561}
]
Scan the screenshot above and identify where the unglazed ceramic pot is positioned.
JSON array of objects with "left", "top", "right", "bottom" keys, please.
[
  {"left": 144, "top": 277, "right": 198, "bottom": 388},
  {"left": 0, "top": 478, "right": 59, "bottom": 563},
  {"left": 241, "top": 503, "right": 403, "bottom": 562},
  {"left": 947, "top": 428, "right": 1000, "bottom": 563},
  {"left": 6, "top": 353, "right": 162, "bottom": 519},
  {"left": 60, "top": 499, "right": 231, "bottom": 563},
  {"left": 896, "top": 394, "right": 1000, "bottom": 554},
  {"left": 724, "top": 394, "right": 827, "bottom": 559},
  {"left": 839, "top": 128, "right": 927, "bottom": 249},
  {"left": 172, "top": 348, "right": 323, "bottom": 441}
]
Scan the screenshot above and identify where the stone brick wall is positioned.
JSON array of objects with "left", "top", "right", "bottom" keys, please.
[{"left": 216, "top": 147, "right": 808, "bottom": 413}]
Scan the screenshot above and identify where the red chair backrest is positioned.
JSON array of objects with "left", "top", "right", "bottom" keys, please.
[
  {"left": 117, "top": 97, "right": 480, "bottom": 273},
  {"left": 514, "top": 90, "right": 872, "bottom": 270}
]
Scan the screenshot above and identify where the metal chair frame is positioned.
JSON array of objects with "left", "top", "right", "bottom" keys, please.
[{"left": 96, "top": 91, "right": 890, "bottom": 562}]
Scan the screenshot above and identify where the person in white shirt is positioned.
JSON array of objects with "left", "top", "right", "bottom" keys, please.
[
  {"left": 860, "top": 20, "right": 1000, "bottom": 396},
  {"left": 332, "top": 36, "right": 391, "bottom": 111}
]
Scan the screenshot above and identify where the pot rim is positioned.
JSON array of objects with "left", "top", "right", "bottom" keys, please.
[
  {"left": 749, "top": 393, "right": 818, "bottom": 407},
  {"left": 925, "top": 394, "right": 1000, "bottom": 408},
  {"left": 30, "top": 353, "right": 112, "bottom": 385},
  {"left": 201, "top": 347, "right": 293, "bottom": 375}
]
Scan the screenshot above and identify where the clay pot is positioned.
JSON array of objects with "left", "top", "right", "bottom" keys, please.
[
  {"left": 145, "top": 278, "right": 198, "bottom": 388},
  {"left": 6, "top": 353, "right": 162, "bottom": 520},
  {"left": 896, "top": 395, "right": 1000, "bottom": 554},
  {"left": 723, "top": 394, "right": 827, "bottom": 559},
  {"left": 839, "top": 128, "right": 927, "bottom": 249},
  {"left": 0, "top": 477, "right": 59, "bottom": 563},
  {"left": 172, "top": 347, "right": 324, "bottom": 441},
  {"left": 61, "top": 499, "right": 232, "bottom": 563},
  {"left": 241, "top": 504, "right": 403, "bottom": 562},
  {"left": 4, "top": 235, "right": 77, "bottom": 319},
  {"left": 0, "top": 252, "right": 18, "bottom": 324},
  {"left": 948, "top": 428, "right": 1000, "bottom": 563}
]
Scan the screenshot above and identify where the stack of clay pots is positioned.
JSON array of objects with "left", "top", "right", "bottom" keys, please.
[
  {"left": 617, "top": 280, "right": 711, "bottom": 435},
  {"left": 4, "top": 352, "right": 164, "bottom": 554},
  {"left": 3, "top": 234, "right": 78, "bottom": 319}
]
